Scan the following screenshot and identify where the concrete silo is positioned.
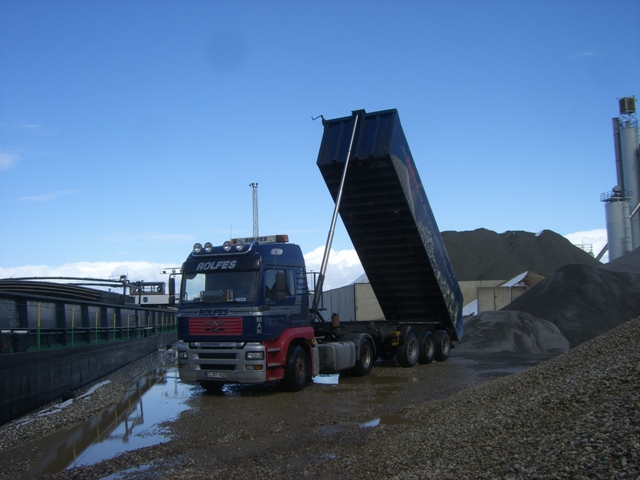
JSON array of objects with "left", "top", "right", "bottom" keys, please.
[{"left": 602, "top": 97, "right": 640, "bottom": 261}]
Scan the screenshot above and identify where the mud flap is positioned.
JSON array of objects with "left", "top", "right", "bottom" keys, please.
[{"left": 312, "top": 345, "right": 320, "bottom": 377}]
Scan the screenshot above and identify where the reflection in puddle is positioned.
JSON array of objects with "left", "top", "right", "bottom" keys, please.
[
  {"left": 66, "top": 370, "right": 191, "bottom": 469},
  {"left": 26, "top": 356, "right": 193, "bottom": 478}
]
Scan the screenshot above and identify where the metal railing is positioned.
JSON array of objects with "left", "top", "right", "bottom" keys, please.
[{"left": 0, "top": 290, "right": 177, "bottom": 354}]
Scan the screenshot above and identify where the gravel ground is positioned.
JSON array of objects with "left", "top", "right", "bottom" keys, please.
[
  {"left": 157, "top": 317, "right": 640, "bottom": 480},
  {"left": 1, "top": 318, "right": 638, "bottom": 479}
]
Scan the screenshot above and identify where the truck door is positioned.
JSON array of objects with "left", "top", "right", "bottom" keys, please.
[{"left": 264, "top": 268, "right": 307, "bottom": 328}]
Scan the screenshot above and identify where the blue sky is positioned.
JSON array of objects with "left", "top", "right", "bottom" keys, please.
[{"left": 1, "top": 1, "right": 638, "bottom": 288}]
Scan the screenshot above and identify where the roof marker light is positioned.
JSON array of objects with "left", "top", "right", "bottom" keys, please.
[{"left": 230, "top": 234, "right": 289, "bottom": 244}]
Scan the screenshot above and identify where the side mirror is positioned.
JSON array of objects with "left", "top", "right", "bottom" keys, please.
[{"left": 168, "top": 277, "right": 176, "bottom": 306}]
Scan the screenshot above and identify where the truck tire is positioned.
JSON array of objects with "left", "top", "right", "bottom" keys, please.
[
  {"left": 396, "top": 332, "right": 419, "bottom": 368},
  {"left": 351, "top": 338, "right": 374, "bottom": 376},
  {"left": 418, "top": 331, "right": 435, "bottom": 364},
  {"left": 434, "top": 330, "right": 451, "bottom": 361},
  {"left": 282, "top": 345, "right": 309, "bottom": 392}
]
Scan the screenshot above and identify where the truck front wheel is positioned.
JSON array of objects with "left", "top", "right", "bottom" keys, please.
[
  {"left": 282, "top": 345, "right": 309, "bottom": 392},
  {"left": 434, "top": 330, "right": 451, "bottom": 361},
  {"left": 396, "top": 332, "right": 419, "bottom": 368},
  {"left": 351, "top": 338, "right": 374, "bottom": 376}
]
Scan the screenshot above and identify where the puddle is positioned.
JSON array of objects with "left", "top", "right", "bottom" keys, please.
[
  {"left": 360, "top": 414, "right": 410, "bottom": 428},
  {"left": 25, "top": 362, "right": 193, "bottom": 478},
  {"left": 65, "top": 369, "right": 191, "bottom": 469}
]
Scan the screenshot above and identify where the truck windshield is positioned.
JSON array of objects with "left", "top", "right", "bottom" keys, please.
[{"left": 182, "top": 271, "right": 259, "bottom": 304}]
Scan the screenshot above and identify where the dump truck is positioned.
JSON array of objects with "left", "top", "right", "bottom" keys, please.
[{"left": 176, "top": 108, "right": 463, "bottom": 391}]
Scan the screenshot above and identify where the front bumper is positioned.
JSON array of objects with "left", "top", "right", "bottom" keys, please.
[{"left": 177, "top": 341, "right": 267, "bottom": 384}]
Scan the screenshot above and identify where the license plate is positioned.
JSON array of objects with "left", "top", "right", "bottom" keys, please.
[{"left": 205, "top": 371, "right": 226, "bottom": 379}]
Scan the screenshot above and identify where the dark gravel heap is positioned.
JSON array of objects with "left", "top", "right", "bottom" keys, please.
[
  {"left": 603, "top": 246, "right": 640, "bottom": 274},
  {"left": 503, "top": 263, "right": 640, "bottom": 347},
  {"left": 441, "top": 228, "right": 601, "bottom": 281},
  {"left": 457, "top": 310, "right": 569, "bottom": 354},
  {"left": 447, "top": 230, "right": 639, "bottom": 352}
]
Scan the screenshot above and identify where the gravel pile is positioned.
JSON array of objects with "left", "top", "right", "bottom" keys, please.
[
  {"left": 451, "top": 232, "right": 640, "bottom": 353},
  {"left": 441, "top": 229, "right": 601, "bottom": 281},
  {"left": 504, "top": 263, "right": 640, "bottom": 347},
  {"left": 603, "top": 246, "right": 640, "bottom": 274},
  {"left": 457, "top": 310, "right": 570, "bottom": 354}
]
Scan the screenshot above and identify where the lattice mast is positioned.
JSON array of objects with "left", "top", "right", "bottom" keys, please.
[{"left": 249, "top": 182, "right": 259, "bottom": 237}]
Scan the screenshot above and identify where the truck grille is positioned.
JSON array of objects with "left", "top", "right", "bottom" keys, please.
[{"left": 189, "top": 317, "right": 243, "bottom": 336}]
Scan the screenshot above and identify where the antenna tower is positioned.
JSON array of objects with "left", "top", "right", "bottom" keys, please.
[{"left": 249, "top": 182, "right": 259, "bottom": 237}]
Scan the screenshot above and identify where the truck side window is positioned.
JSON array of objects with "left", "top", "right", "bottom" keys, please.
[
  {"left": 265, "top": 268, "right": 295, "bottom": 302},
  {"left": 287, "top": 270, "right": 296, "bottom": 296},
  {"left": 264, "top": 269, "right": 279, "bottom": 302}
]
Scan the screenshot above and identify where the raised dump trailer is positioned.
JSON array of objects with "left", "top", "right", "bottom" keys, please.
[{"left": 315, "top": 108, "right": 463, "bottom": 342}]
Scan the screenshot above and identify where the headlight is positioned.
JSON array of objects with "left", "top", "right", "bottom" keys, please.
[
  {"left": 223, "top": 241, "right": 232, "bottom": 252},
  {"left": 179, "top": 351, "right": 188, "bottom": 359},
  {"left": 235, "top": 239, "right": 245, "bottom": 251},
  {"left": 204, "top": 242, "right": 213, "bottom": 253},
  {"left": 245, "top": 351, "right": 264, "bottom": 361},
  {"left": 193, "top": 243, "right": 203, "bottom": 254}
]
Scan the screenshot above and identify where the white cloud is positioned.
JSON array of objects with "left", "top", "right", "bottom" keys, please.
[
  {"left": 304, "top": 246, "right": 364, "bottom": 290},
  {"left": 0, "top": 249, "right": 362, "bottom": 295},
  {"left": 570, "top": 51, "right": 606, "bottom": 59},
  {"left": 19, "top": 190, "right": 76, "bottom": 202},
  {"left": 0, "top": 152, "right": 19, "bottom": 171},
  {"left": 564, "top": 229, "right": 608, "bottom": 263}
]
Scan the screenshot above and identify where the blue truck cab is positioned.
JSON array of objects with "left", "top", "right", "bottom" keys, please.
[{"left": 177, "top": 235, "right": 316, "bottom": 391}]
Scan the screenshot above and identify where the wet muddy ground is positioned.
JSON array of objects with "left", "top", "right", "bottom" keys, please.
[{"left": 0, "top": 348, "right": 555, "bottom": 479}]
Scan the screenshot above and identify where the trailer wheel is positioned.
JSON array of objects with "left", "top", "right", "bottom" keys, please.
[
  {"left": 282, "top": 345, "right": 309, "bottom": 392},
  {"left": 434, "top": 330, "right": 451, "bottom": 361},
  {"left": 418, "top": 332, "right": 435, "bottom": 364},
  {"left": 396, "top": 332, "right": 419, "bottom": 368},
  {"left": 351, "top": 338, "right": 374, "bottom": 376}
]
